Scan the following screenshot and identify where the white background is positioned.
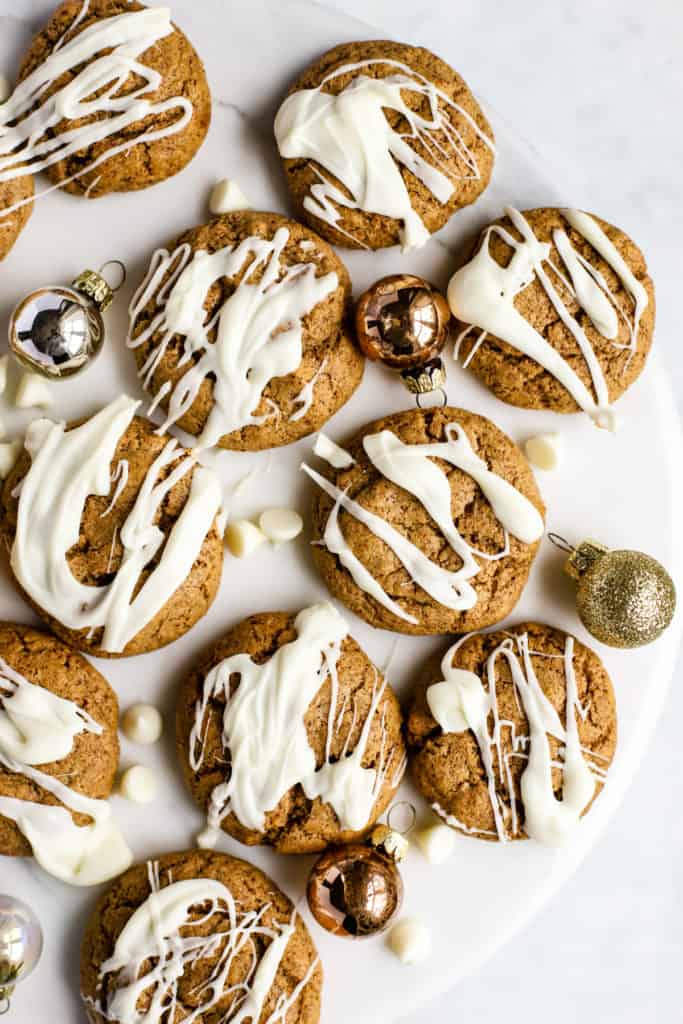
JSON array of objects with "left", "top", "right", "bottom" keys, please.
[{"left": 321, "top": 1, "right": 683, "bottom": 1021}]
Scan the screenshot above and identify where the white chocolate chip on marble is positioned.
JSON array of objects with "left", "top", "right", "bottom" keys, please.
[
  {"left": 121, "top": 703, "right": 163, "bottom": 745},
  {"left": 259, "top": 507, "right": 303, "bottom": 543},
  {"left": 0, "top": 355, "right": 9, "bottom": 396},
  {"left": 15, "top": 371, "right": 52, "bottom": 409},
  {"left": 225, "top": 519, "right": 267, "bottom": 558},
  {"left": 414, "top": 823, "right": 456, "bottom": 864},
  {"left": 524, "top": 433, "right": 562, "bottom": 471},
  {"left": 209, "top": 179, "right": 250, "bottom": 215},
  {"left": 387, "top": 918, "right": 432, "bottom": 965},
  {"left": 118, "top": 764, "right": 158, "bottom": 804},
  {"left": 0, "top": 440, "right": 22, "bottom": 479},
  {"left": 0, "top": 74, "right": 10, "bottom": 104}
]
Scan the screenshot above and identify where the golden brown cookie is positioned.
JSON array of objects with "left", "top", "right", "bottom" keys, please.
[
  {"left": 0, "top": 413, "right": 223, "bottom": 657},
  {"left": 80, "top": 850, "right": 322, "bottom": 1024},
  {"left": 16, "top": 0, "right": 211, "bottom": 198},
  {"left": 127, "top": 210, "right": 363, "bottom": 451},
  {"left": 0, "top": 175, "right": 34, "bottom": 261},
  {"left": 0, "top": 622, "right": 119, "bottom": 857},
  {"left": 176, "top": 608, "right": 405, "bottom": 854},
  {"left": 308, "top": 407, "right": 545, "bottom": 635},
  {"left": 275, "top": 39, "right": 494, "bottom": 249},
  {"left": 449, "top": 207, "right": 655, "bottom": 417},
  {"left": 406, "top": 623, "right": 617, "bottom": 842}
]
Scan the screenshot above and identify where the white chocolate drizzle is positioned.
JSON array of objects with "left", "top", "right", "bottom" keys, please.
[
  {"left": 0, "top": 657, "right": 131, "bottom": 885},
  {"left": 11, "top": 395, "right": 221, "bottom": 654},
  {"left": 86, "top": 860, "right": 318, "bottom": 1023},
  {"left": 189, "top": 603, "right": 399, "bottom": 836},
  {"left": 429, "top": 630, "right": 608, "bottom": 845},
  {"left": 127, "top": 229, "right": 338, "bottom": 449},
  {"left": 302, "top": 423, "right": 543, "bottom": 624},
  {"left": 0, "top": 3, "right": 193, "bottom": 217},
  {"left": 313, "top": 432, "right": 355, "bottom": 468},
  {"left": 275, "top": 58, "right": 494, "bottom": 251},
  {"left": 448, "top": 207, "right": 650, "bottom": 429}
]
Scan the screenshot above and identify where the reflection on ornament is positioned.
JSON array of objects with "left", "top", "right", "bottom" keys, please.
[
  {"left": 307, "top": 842, "right": 403, "bottom": 938},
  {"left": 355, "top": 274, "right": 451, "bottom": 370},
  {"left": 0, "top": 894, "right": 43, "bottom": 1015}
]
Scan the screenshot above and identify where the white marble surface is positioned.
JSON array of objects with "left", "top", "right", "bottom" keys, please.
[{"left": 320, "top": 2, "right": 683, "bottom": 1021}]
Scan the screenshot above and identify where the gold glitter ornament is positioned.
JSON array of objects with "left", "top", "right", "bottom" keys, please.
[{"left": 550, "top": 535, "right": 676, "bottom": 648}]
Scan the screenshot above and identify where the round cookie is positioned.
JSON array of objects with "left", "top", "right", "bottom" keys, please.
[
  {"left": 406, "top": 623, "right": 618, "bottom": 842},
  {"left": 15, "top": 0, "right": 211, "bottom": 198},
  {"left": 0, "top": 174, "right": 34, "bottom": 261},
  {"left": 308, "top": 407, "right": 545, "bottom": 636},
  {"left": 448, "top": 207, "right": 655, "bottom": 421},
  {"left": 176, "top": 606, "right": 406, "bottom": 854},
  {"left": 0, "top": 622, "right": 119, "bottom": 858},
  {"left": 0, "top": 408, "right": 223, "bottom": 658},
  {"left": 274, "top": 39, "right": 495, "bottom": 250},
  {"left": 127, "top": 210, "right": 363, "bottom": 451},
  {"left": 80, "top": 850, "right": 322, "bottom": 1024}
]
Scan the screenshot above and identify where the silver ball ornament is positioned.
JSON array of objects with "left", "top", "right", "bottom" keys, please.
[{"left": 0, "top": 894, "right": 43, "bottom": 1014}]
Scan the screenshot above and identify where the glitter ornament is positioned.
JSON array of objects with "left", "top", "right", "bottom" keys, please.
[
  {"left": 550, "top": 535, "right": 676, "bottom": 648},
  {"left": 8, "top": 261, "right": 125, "bottom": 379},
  {"left": 0, "top": 894, "right": 43, "bottom": 1014}
]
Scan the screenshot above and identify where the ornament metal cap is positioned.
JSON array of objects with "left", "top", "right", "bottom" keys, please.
[{"left": 72, "top": 259, "right": 126, "bottom": 313}]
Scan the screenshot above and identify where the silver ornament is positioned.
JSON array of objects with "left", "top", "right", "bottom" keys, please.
[{"left": 0, "top": 894, "right": 43, "bottom": 1014}]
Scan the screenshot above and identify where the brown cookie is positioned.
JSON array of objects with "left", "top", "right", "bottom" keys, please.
[
  {"left": 176, "top": 609, "right": 405, "bottom": 854},
  {"left": 450, "top": 207, "right": 655, "bottom": 415},
  {"left": 0, "top": 413, "right": 223, "bottom": 657},
  {"left": 275, "top": 39, "right": 494, "bottom": 249},
  {"left": 80, "top": 850, "right": 322, "bottom": 1024},
  {"left": 406, "top": 623, "right": 617, "bottom": 841},
  {"left": 0, "top": 174, "right": 34, "bottom": 261},
  {"left": 308, "top": 407, "right": 545, "bottom": 635},
  {"left": 16, "top": 0, "right": 211, "bottom": 198},
  {"left": 127, "top": 210, "right": 363, "bottom": 451},
  {"left": 0, "top": 622, "right": 119, "bottom": 857}
]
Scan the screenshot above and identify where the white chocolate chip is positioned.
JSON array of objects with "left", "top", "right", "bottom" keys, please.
[
  {"left": 121, "top": 704, "right": 163, "bottom": 745},
  {"left": 119, "top": 764, "right": 158, "bottom": 804},
  {"left": 0, "top": 75, "right": 10, "bottom": 104},
  {"left": 0, "top": 440, "right": 22, "bottom": 479},
  {"left": 313, "top": 432, "right": 355, "bottom": 469},
  {"left": 0, "top": 355, "right": 9, "bottom": 395},
  {"left": 225, "top": 519, "right": 267, "bottom": 558},
  {"left": 209, "top": 179, "right": 250, "bottom": 215},
  {"left": 197, "top": 826, "right": 220, "bottom": 850},
  {"left": 387, "top": 918, "right": 432, "bottom": 965},
  {"left": 259, "top": 507, "right": 303, "bottom": 543},
  {"left": 524, "top": 433, "right": 562, "bottom": 471},
  {"left": 15, "top": 371, "right": 52, "bottom": 409},
  {"left": 414, "top": 823, "right": 456, "bottom": 864}
]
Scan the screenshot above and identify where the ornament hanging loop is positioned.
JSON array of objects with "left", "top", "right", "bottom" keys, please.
[
  {"left": 97, "top": 259, "right": 126, "bottom": 293},
  {"left": 0, "top": 993, "right": 10, "bottom": 1015},
  {"left": 415, "top": 387, "right": 447, "bottom": 410},
  {"left": 547, "top": 533, "right": 575, "bottom": 555},
  {"left": 386, "top": 800, "right": 417, "bottom": 836}
]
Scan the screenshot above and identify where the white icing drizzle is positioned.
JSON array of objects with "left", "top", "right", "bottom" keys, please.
[
  {"left": 289, "top": 356, "right": 328, "bottom": 423},
  {"left": 11, "top": 395, "right": 221, "bottom": 654},
  {"left": 302, "top": 422, "right": 543, "bottom": 624},
  {"left": 127, "top": 229, "right": 338, "bottom": 449},
  {"left": 313, "top": 432, "right": 355, "bottom": 469},
  {"left": 448, "top": 207, "right": 650, "bottom": 429},
  {"left": 189, "top": 603, "right": 398, "bottom": 836},
  {"left": 99, "top": 459, "right": 129, "bottom": 518},
  {"left": 87, "top": 860, "right": 318, "bottom": 1024},
  {"left": 429, "top": 630, "right": 606, "bottom": 845},
  {"left": 275, "top": 58, "right": 494, "bottom": 251},
  {"left": 0, "top": 657, "right": 131, "bottom": 885},
  {"left": 0, "top": 3, "right": 193, "bottom": 217}
]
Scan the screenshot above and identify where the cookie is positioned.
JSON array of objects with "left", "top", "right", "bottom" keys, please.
[
  {"left": 81, "top": 850, "right": 322, "bottom": 1024},
  {"left": 0, "top": 174, "right": 34, "bottom": 261},
  {"left": 306, "top": 407, "right": 545, "bottom": 636},
  {"left": 448, "top": 206, "right": 655, "bottom": 428},
  {"left": 9, "top": 0, "right": 210, "bottom": 200},
  {"left": 0, "top": 396, "right": 223, "bottom": 658},
  {"left": 406, "top": 623, "right": 617, "bottom": 843},
  {"left": 127, "top": 210, "right": 363, "bottom": 451},
  {"left": 0, "top": 622, "right": 119, "bottom": 859},
  {"left": 274, "top": 40, "right": 494, "bottom": 250},
  {"left": 176, "top": 603, "right": 406, "bottom": 854}
]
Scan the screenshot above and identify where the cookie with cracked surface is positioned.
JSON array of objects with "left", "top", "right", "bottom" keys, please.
[
  {"left": 0, "top": 413, "right": 223, "bottom": 658},
  {"left": 448, "top": 207, "right": 655, "bottom": 420},
  {"left": 307, "top": 406, "right": 545, "bottom": 635},
  {"left": 274, "top": 39, "right": 495, "bottom": 250},
  {"left": 15, "top": 0, "right": 211, "bottom": 198},
  {"left": 406, "top": 623, "right": 617, "bottom": 842},
  {"left": 127, "top": 210, "right": 363, "bottom": 451},
  {"left": 176, "top": 608, "right": 405, "bottom": 854},
  {"left": 0, "top": 622, "right": 119, "bottom": 858},
  {"left": 80, "top": 850, "right": 322, "bottom": 1024}
]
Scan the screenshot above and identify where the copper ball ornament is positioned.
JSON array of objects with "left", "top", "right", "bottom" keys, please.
[
  {"left": 307, "top": 840, "right": 404, "bottom": 939},
  {"left": 355, "top": 274, "right": 451, "bottom": 370}
]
